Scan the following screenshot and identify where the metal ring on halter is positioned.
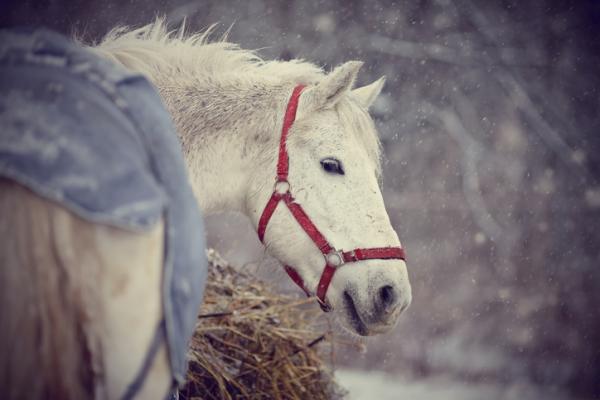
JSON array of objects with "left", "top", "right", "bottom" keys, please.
[
  {"left": 325, "top": 250, "right": 344, "bottom": 268},
  {"left": 273, "top": 179, "right": 290, "bottom": 194},
  {"left": 317, "top": 297, "right": 333, "bottom": 312}
]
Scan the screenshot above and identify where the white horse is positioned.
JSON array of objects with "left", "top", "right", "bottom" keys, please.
[
  {"left": 96, "top": 19, "right": 412, "bottom": 322},
  {"left": 0, "top": 20, "right": 411, "bottom": 399}
]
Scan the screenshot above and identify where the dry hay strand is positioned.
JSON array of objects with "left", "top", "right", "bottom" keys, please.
[{"left": 178, "top": 249, "right": 347, "bottom": 400}]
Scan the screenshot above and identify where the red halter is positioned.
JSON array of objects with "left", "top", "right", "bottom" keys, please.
[{"left": 257, "top": 85, "right": 406, "bottom": 312}]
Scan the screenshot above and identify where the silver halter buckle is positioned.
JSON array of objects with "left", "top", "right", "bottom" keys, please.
[{"left": 325, "top": 250, "right": 345, "bottom": 268}]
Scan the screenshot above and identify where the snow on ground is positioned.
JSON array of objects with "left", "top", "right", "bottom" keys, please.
[{"left": 336, "top": 369, "right": 572, "bottom": 400}]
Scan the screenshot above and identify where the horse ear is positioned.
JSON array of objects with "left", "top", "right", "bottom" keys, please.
[
  {"left": 351, "top": 76, "right": 385, "bottom": 109},
  {"left": 298, "top": 61, "right": 363, "bottom": 116}
]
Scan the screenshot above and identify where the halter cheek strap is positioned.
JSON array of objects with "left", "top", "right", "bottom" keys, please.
[{"left": 257, "top": 85, "right": 406, "bottom": 312}]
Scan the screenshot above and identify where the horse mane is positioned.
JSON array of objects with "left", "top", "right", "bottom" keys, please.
[
  {"left": 95, "top": 19, "right": 324, "bottom": 85},
  {"left": 94, "top": 19, "right": 382, "bottom": 174}
]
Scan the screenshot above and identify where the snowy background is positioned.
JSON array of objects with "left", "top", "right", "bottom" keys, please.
[{"left": 2, "top": 1, "right": 599, "bottom": 399}]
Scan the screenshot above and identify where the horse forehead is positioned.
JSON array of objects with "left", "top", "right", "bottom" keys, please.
[
  {"left": 293, "top": 111, "right": 379, "bottom": 165},
  {"left": 337, "top": 103, "right": 382, "bottom": 172},
  {"left": 300, "top": 110, "right": 358, "bottom": 140}
]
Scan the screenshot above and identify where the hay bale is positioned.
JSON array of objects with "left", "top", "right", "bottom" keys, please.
[{"left": 178, "top": 249, "right": 347, "bottom": 400}]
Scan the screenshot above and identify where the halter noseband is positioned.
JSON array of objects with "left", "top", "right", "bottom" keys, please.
[{"left": 257, "top": 85, "right": 406, "bottom": 312}]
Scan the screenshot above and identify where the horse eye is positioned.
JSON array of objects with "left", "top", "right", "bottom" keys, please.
[{"left": 320, "top": 158, "right": 344, "bottom": 175}]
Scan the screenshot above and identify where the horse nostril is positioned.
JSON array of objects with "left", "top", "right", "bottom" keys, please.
[{"left": 379, "top": 285, "right": 397, "bottom": 311}]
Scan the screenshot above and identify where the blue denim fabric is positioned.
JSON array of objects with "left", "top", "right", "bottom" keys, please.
[{"left": 0, "top": 29, "right": 207, "bottom": 385}]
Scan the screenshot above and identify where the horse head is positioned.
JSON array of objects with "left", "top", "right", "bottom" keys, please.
[{"left": 249, "top": 62, "right": 412, "bottom": 336}]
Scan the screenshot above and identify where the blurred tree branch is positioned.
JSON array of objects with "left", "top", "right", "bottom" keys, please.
[
  {"left": 456, "top": 0, "right": 593, "bottom": 181},
  {"left": 434, "top": 106, "right": 503, "bottom": 241}
]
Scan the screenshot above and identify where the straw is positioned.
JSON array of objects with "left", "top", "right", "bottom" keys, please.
[{"left": 177, "top": 249, "right": 347, "bottom": 400}]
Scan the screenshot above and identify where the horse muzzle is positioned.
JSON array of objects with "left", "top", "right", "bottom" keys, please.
[{"left": 339, "top": 269, "right": 412, "bottom": 336}]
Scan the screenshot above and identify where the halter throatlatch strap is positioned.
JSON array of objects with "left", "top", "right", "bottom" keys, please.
[{"left": 257, "top": 84, "right": 406, "bottom": 312}]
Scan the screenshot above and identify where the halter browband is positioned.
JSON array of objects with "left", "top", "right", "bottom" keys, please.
[{"left": 257, "top": 85, "right": 406, "bottom": 312}]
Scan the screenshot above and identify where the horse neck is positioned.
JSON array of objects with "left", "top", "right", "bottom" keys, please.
[{"left": 153, "top": 76, "right": 288, "bottom": 215}]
